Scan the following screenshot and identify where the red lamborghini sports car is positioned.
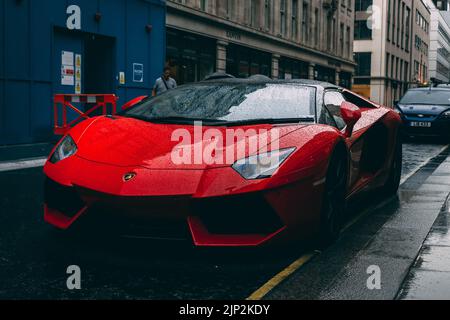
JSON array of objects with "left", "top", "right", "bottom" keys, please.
[{"left": 44, "top": 77, "right": 402, "bottom": 247}]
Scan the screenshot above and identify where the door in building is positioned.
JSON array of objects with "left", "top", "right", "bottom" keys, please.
[
  {"left": 83, "top": 34, "right": 115, "bottom": 94},
  {"left": 53, "top": 28, "right": 115, "bottom": 122}
]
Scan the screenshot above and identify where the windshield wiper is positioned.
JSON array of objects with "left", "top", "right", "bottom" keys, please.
[
  {"left": 221, "top": 117, "right": 315, "bottom": 127},
  {"left": 127, "top": 115, "right": 228, "bottom": 125},
  {"left": 124, "top": 115, "right": 315, "bottom": 126}
]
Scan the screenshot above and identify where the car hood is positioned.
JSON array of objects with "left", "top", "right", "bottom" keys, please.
[
  {"left": 73, "top": 116, "right": 307, "bottom": 169},
  {"left": 398, "top": 104, "right": 450, "bottom": 115}
]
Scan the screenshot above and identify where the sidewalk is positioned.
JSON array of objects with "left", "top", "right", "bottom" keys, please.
[
  {"left": 397, "top": 165, "right": 450, "bottom": 299},
  {"left": 0, "top": 142, "right": 55, "bottom": 163}
]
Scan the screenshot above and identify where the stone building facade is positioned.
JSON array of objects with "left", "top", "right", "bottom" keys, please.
[
  {"left": 166, "top": 0, "right": 356, "bottom": 87},
  {"left": 353, "top": 0, "right": 430, "bottom": 107}
]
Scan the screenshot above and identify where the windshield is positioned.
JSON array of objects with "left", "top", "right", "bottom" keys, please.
[
  {"left": 400, "top": 90, "right": 450, "bottom": 105},
  {"left": 121, "top": 83, "right": 316, "bottom": 124}
]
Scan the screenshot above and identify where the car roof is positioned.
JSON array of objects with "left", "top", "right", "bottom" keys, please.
[{"left": 202, "top": 76, "right": 340, "bottom": 90}]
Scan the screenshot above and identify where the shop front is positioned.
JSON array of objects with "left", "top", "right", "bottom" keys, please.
[
  {"left": 166, "top": 28, "right": 216, "bottom": 85},
  {"left": 339, "top": 71, "right": 352, "bottom": 89},
  {"left": 226, "top": 44, "right": 271, "bottom": 78},
  {"left": 315, "top": 65, "right": 336, "bottom": 83},
  {"left": 279, "top": 57, "right": 309, "bottom": 80}
]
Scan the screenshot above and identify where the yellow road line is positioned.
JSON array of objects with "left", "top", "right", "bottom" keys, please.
[{"left": 246, "top": 252, "right": 316, "bottom": 300}]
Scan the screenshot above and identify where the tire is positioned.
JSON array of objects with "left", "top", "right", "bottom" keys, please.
[
  {"left": 382, "top": 134, "right": 402, "bottom": 196},
  {"left": 318, "top": 148, "right": 348, "bottom": 247}
]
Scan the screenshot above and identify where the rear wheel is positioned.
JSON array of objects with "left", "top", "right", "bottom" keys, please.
[
  {"left": 382, "top": 134, "right": 402, "bottom": 196},
  {"left": 319, "top": 149, "right": 347, "bottom": 247}
]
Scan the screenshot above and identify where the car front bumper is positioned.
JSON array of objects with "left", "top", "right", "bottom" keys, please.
[
  {"left": 44, "top": 177, "right": 323, "bottom": 247},
  {"left": 400, "top": 116, "right": 450, "bottom": 137}
]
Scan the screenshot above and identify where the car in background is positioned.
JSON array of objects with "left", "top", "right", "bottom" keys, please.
[{"left": 396, "top": 87, "right": 450, "bottom": 139}]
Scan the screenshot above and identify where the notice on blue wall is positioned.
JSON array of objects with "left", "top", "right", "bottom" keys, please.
[
  {"left": 133, "top": 63, "right": 144, "bottom": 83},
  {"left": 61, "top": 51, "right": 75, "bottom": 86}
]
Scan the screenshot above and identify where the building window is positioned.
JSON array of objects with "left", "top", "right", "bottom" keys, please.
[
  {"left": 397, "top": 0, "right": 401, "bottom": 46},
  {"left": 340, "top": 23, "right": 345, "bottom": 56},
  {"left": 404, "top": 61, "right": 409, "bottom": 82},
  {"left": 392, "top": 0, "right": 396, "bottom": 44},
  {"left": 279, "top": 57, "right": 309, "bottom": 79},
  {"left": 391, "top": 55, "right": 395, "bottom": 78},
  {"left": 302, "top": 3, "right": 309, "bottom": 44},
  {"left": 226, "top": 0, "right": 234, "bottom": 19},
  {"left": 226, "top": 44, "right": 271, "bottom": 78},
  {"left": 401, "top": 2, "right": 405, "bottom": 49},
  {"left": 387, "top": 0, "right": 391, "bottom": 41},
  {"left": 264, "top": 0, "right": 271, "bottom": 30},
  {"left": 396, "top": 57, "right": 399, "bottom": 80},
  {"left": 292, "top": 0, "right": 298, "bottom": 40},
  {"left": 346, "top": 26, "right": 351, "bottom": 58},
  {"left": 354, "top": 52, "right": 372, "bottom": 76},
  {"left": 354, "top": 20, "right": 372, "bottom": 39},
  {"left": 405, "top": 7, "right": 410, "bottom": 52},
  {"left": 315, "top": 9, "right": 320, "bottom": 46},
  {"left": 166, "top": 29, "right": 216, "bottom": 85},
  {"left": 414, "top": 60, "right": 419, "bottom": 81},
  {"left": 250, "top": 0, "right": 258, "bottom": 27},
  {"left": 327, "top": 16, "right": 333, "bottom": 51},
  {"left": 355, "top": 0, "right": 373, "bottom": 11},
  {"left": 386, "top": 53, "right": 390, "bottom": 78},
  {"left": 200, "top": 0, "right": 207, "bottom": 11},
  {"left": 280, "top": 0, "right": 287, "bottom": 36}
]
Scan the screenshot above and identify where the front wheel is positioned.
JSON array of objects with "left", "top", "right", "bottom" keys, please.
[{"left": 318, "top": 150, "right": 347, "bottom": 247}]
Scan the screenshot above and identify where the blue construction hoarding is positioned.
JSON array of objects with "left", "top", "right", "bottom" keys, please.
[{"left": 0, "top": 0, "right": 166, "bottom": 145}]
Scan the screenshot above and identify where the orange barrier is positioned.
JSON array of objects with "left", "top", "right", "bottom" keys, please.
[{"left": 53, "top": 94, "right": 118, "bottom": 135}]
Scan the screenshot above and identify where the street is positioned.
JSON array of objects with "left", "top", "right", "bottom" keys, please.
[{"left": 0, "top": 141, "right": 449, "bottom": 300}]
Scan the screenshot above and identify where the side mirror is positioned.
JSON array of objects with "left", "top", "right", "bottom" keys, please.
[
  {"left": 340, "top": 101, "right": 362, "bottom": 137},
  {"left": 121, "top": 95, "right": 148, "bottom": 111}
]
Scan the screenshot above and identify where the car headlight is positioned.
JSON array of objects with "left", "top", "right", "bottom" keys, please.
[
  {"left": 232, "top": 148, "right": 296, "bottom": 180},
  {"left": 50, "top": 135, "right": 78, "bottom": 164},
  {"left": 442, "top": 110, "right": 450, "bottom": 117}
]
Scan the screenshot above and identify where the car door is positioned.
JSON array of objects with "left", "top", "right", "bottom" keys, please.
[{"left": 323, "top": 90, "right": 365, "bottom": 193}]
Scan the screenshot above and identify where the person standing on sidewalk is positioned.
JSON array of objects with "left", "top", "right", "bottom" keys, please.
[{"left": 152, "top": 67, "right": 177, "bottom": 96}]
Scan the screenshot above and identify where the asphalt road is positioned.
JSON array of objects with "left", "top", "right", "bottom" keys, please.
[{"left": 0, "top": 141, "right": 448, "bottom": 300}]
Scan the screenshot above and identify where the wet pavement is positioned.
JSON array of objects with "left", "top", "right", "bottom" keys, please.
[
  {"left": 0, "top": 142, "right": 449, "bottom": 299},
  {"left": 398, "top": 178, "right": 450, "bottom": 299}
]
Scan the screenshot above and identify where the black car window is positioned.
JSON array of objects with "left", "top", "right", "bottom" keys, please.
[
  {"left": 319, "top": 105, "right": 337, "bottom": 127},
  {"left": 342, "top": 90, "right": 376, "bottom": 108},
  {"left": 121, "top": 83, "right": 317, "bottom": 123},
  {"left": 323, "top": 91, "right": 346, "bottom": 130}
]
